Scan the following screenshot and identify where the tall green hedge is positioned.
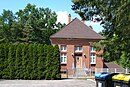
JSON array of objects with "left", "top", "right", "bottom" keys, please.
[{"left": 0, "top": 44, "right": 60, "bottom": 80}]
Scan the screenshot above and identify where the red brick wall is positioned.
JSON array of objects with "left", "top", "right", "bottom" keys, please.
[
  {"left": 51, "top": 38, "right": 104, "bottom": 74},
  {"left": 82, "top": 45, "right": 90, "bottom": 68}
]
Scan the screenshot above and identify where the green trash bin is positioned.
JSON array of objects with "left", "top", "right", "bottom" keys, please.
[
  {"left": 95, "top": 72, "right": 118, "bottom": 87},
  {"left": 122, "top": 75, "right": 130, "bottom": 87},
  {"left": 112, "top": 74, "right": 126, "bottom": 87}
]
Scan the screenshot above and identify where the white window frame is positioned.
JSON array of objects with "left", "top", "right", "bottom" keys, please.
[
  {"left": 60, "top": 45, "right": 67, "bottom": 52},
  {"left": 90, "top": 53, "right": 96, "bottom": 64},
  {"left": 91, "top": 47, "right": 96, "bottom": 52},
  {"left": 75, "top": 46, "right": 82, "bottom": 52},
  {"left": 60, "top": 53, "right": 67, "bottom": 64}
]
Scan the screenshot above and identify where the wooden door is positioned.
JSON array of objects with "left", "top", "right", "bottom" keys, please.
[{"left": 76, "top": 56, "right": 82, "bottom": 68}]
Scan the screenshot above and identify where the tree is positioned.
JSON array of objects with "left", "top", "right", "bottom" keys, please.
[
  {"left": 8, "top": 44, "right": 15, "bottom": 79},
  {"left": 2, "top": 44, "right": 9, "bottom": 79},
  {"left": 0, "top": 4, "right": 65, "bottom": 44},
  {"left": 16, "top": 4, "right": 64, "bottom": 44},
  {"left": 51, "top": 45, "right": 60, "bottom": 79},
  {"left": 72, "top": 0, "right": 130, "bottom": 68},
  {"left": 26, "top": 44, "right": 33, "bottom": 79},
  {"left": 0, "top": 44, "right": 61, "bottom": 79},
  {"left": 0, "top": 44, "right": 4, "bottom": 78},
  {"left": 37, "top": 44, "right": 44, "bottom": 79},
  {"left": 21, "top": 44, "right": 28, "bottom": 79},
  {"left": 31, "top": 44, "right": 38, "bottom": 79},
  {"left": 15, "top": 45, "right": 22, "bottom": 79},
  {"left": 44, "top": 45, "right": 53, "bottom": 80},
  {"left": 0, "top": 10, "right": 15, "bottom": 43}
]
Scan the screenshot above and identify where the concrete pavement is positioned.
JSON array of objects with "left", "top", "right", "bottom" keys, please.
[{"left": 0, "top": 79, "right": 96, "bottom": 87}]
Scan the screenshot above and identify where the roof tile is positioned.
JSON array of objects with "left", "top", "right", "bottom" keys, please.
[
  {"left": 50, "top": 18, "right": 104, "bottom": 39},
  {"left": 104, "top": 62, "right": 122, "bottom": 68}
]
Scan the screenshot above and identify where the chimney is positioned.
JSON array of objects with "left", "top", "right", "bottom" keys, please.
[
  {"left": 68, "top": 14, "right": 71, "bottom": 23},
  {"left": 81, "top": 18, "right": 85, "bottom": 23}
]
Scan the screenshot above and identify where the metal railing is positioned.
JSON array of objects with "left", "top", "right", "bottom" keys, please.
[
  {"left": 61, "top": 68, "right": 95, "bottom": 78},
  {"left": 61, "top": 68, "right": 130, "bottom": 78},
  {"left": 95, "top": 68, "right": 129, "bottom": 74}
]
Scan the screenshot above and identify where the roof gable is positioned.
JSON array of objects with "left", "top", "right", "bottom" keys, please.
[{"left": 50, "top": 18, "right": 104, "bottom": 39}]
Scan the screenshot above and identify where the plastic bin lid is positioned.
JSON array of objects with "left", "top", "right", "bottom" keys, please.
[
  {"left": 100, "top": 74, "right": 109, "bottom": 78},
  {"left": 95, "top": 72, "right": 108, "bottom": 78},
  {"left": 112, "top": 74, "right": 126, "bottom": 80},
  {"left": 123, "top": 75, "right": 130, "bottom": 81},
  {"left": 95, "top": 73, "right": 102, "bottom": 78}
]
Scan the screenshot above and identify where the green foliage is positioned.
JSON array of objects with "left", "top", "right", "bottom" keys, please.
[
  {"left": 0, "top": 4, "right": 64, "bottom": 78},
  {"left": 21, "top": 44, "right": 28, "bottom": 79},
  {"left": 0, "top": 44, "right": 60, "bottom": 80},
  {"left": 51, "top": 45, "right": 61, "bottom": 79},
  {"left": 26, "top": 44, "right": 33, "bottom": 79},
  {"left": 31, "top": 44, "right": 38, "bottom": 79},
  {"left": 8, "top": 44, "right": 15, "bottom": 79},
  {"left": 72, "top": 0, "right": 130, "bottom": 68},
  {"left": 2, "top": 44, "right": 9, "bottom": 79},
  {"left": 45, "top": 45, "right": 53, "bottom": 80},
  {"left": 0, "top": 4, "right": 65, "bottom": 44},
  {"left": 0, "top": 44, "right": 4, "bottom": 78},
  {"left": 37, "top": 44, "right": 44, "bottom": 79},
  {"left": 15, "top": 44, "right": 22, "bottom": 79},
  {"left": 0, "top": 10, "right": 14, "bottom": 43}
]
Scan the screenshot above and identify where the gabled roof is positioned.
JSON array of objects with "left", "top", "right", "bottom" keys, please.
[{"left": 50, "top": 18, "right": 104, "bottom": 39}]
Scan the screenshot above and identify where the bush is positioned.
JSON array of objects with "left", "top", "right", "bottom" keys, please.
[{"left": 0, "top": 44, "right": 60, "bottom": 80}]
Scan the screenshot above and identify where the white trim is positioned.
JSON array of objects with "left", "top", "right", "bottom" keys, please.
[
  {"left": 90, "top": 47, "right": 96, "bottom": 52},
  {"left": 90, "top": 53, "right": 96, "bottom": 64},
  {"left": 75, "top": 46, "right": 82, "bottom": 52},
  {"left": 60, "top": 53, "right": 67, "bottom": 64},
  {"left": 60, "top": 45, "right": 67, "bottom": 52}
]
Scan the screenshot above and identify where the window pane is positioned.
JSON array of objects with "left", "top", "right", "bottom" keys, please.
[
  {"left": 90, "top": 56, "right": 92, "bottom": 62},
  {"left": 60, "top": 53, "right": 67, "bottom": 63},
  {"left": 75, "top": 46, "right": 82, "bottom": 52},
  {"left": 64, "top": 57, "right": 66, "bottom": 62},
  {"left": 75, "top": 47, "right": 77, "bottom": 51},
  {"left": 90, "top": 53, "right": 96, "bottom": 64},
  {"left": 64, "top": 46, "right": 66, "bottom": 50},
  {"left": 79, "top": 47, "right": 82, "bottom": 51},
  {"left": 91, "top": 47, "right": 96, "bottom": 52},
  {"left": 61, "top": 45, "right": 66, "bottom": 51},
  {"left": 61, "top": 57, "right": 63, "bottom": 62}
]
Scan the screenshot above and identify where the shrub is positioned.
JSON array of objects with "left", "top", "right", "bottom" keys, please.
[{"left": 0, "top": 44, "right": 60, "bottom": 80}]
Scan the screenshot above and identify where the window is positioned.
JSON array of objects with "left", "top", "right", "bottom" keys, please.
[
  {"left": 75, "top": 46, "right": 82, "bottom": 52},
  {"left": 90, "top": 53, "right": 96, "bottom": 64},
  {"left": 91, "top": 47, "right": 96, "bottom": 52},
  {"left": 60, "top": 45, "right": 67, "bottom": 52},
  {"left": 60, "top": 53, "right": 67, "bottom": 64}
]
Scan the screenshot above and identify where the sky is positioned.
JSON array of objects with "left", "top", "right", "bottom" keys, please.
[{"left": 0, "top": 0, "right": 103, "bottom": 33}]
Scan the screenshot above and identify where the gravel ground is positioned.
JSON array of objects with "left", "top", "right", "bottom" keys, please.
[{"left": 0, "top": 79, "right": 96, "bottom": 87}]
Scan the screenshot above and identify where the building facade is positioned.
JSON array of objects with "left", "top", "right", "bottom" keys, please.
[{"left": 50, "top": 16, "right": 104, "bottom": 76}]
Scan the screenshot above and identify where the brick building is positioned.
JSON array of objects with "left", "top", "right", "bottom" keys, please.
[{"left": 50, "top": 15, "right": 104, "bottom": 76}]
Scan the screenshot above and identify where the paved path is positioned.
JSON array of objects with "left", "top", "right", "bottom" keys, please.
[{"left": 0, "top": 79, "right": 96, "bottom": 87}]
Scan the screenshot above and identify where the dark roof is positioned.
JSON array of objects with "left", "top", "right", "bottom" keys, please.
[
  {"left": 104, "top": 62, "right": 123, "bottom": 68},
  {"left": 50, "top": 18, "right": 104, "bottom": 39}
]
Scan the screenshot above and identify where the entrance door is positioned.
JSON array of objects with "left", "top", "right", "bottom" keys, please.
[{"left": 76, "top": 56, "right": 82, "bottom": 68}]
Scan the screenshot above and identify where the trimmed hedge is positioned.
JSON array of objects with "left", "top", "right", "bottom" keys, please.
[{"left": 0, "top": 44, "right": 60, "bottom": 80}]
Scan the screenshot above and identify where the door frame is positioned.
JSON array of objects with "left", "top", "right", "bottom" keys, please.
[{"left": 75, "top": 56, "right": 82, "bottom": 68}]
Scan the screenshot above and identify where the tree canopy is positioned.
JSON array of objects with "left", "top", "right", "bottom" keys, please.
[
  {"left": 72, "top": 0, "right": 130, "bottom": 68},
  {"left": 0, "top": 4, "right": 65, "bottom": 44}
]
